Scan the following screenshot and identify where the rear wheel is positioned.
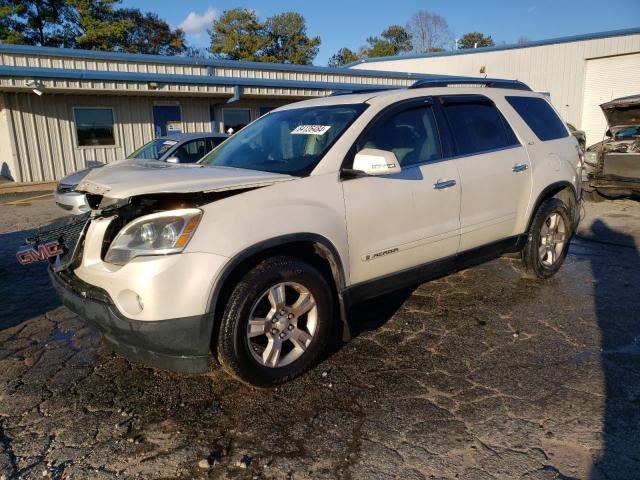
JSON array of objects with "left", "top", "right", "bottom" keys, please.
[
  {"left": 217, "top": 256, "right": 333, "bottom": 387},
  {"left": 519, "top": 198, "right": 572, "bottom": 279}
]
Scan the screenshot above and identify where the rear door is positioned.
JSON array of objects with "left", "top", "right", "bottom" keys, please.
[
  {"left": 342, "top": 99, "right": 461, "bottom": 286},
  {"left": 438, "top": 95, "right": 531, "bottom": 251}
]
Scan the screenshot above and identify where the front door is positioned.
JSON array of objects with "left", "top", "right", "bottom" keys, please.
[
  {"left": 342, "top": 102, "right": 461, "bottom": 286},
  {"left": 153, "top": 105, "right": 182, "bottom": 137}
]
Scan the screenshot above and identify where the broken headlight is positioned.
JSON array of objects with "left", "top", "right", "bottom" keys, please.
[
  {"left": 584, "top": 151, "right": 599, "bottom": 166},
  {"left": 104, "top": 209, "right": 202, "bottom": 265}
]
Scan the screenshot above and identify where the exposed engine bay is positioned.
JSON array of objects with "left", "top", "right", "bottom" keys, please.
[{"left": 585, "top": 95, "right": 640, "bottom": 198}]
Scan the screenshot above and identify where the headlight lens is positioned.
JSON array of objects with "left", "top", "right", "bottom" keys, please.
[
  {"left": 584, "top": 151, "right": 599, "bottom": 166},
  {"left": 105, "top": 208, "right": 202, "bottom": 265}
]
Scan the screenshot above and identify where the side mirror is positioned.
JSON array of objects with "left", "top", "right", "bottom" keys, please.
[
  {"left": 352, "top": 148, "right": 401, "bottom": 176},
  {"left": 605, "top": 129, "right": 612, "bottom": 138},
  {"left": 166, "top": 156, "right": 179, "bottom": 164}
]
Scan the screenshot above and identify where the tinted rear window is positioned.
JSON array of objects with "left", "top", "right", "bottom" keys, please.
[
  {"left": 506, "top": 96, "right": 568, "bottom": 141},
  {"left": 442, "top": 101, "right": 519, "bottom": 156}
]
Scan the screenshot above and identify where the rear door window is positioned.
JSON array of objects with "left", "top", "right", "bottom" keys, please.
[
  {"left": 441, "top": 97, "right": 519, "bottom": 156},
  {"left": 506, "top": 96, "right": 568, "bottom": 141}
]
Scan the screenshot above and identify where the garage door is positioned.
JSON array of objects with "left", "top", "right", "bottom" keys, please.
[{"left": 581, "top": 53, "right": 640, "bottom": 148}]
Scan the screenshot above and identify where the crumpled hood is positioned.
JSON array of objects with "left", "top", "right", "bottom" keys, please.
[
  {"left": 600, "top": 95, "right": 640, "bottom": 128},
  {"left": 76, "top": 159, "right": 294, "bottom": 198}
]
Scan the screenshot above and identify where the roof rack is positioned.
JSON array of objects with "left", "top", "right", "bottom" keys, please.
[
  {"left": 409, "top": 77, "right": 531, "bottom": 91},
  {"left": 329, "top": 87, "right": 401, "bottom": 96}
]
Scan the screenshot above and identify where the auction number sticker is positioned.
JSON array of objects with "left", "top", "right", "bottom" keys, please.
[{"left": 291, "top": 125, "right": 331, "bottom": 135}]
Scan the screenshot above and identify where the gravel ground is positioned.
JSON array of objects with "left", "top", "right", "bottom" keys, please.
[{"left": 0, "top": 195, "right": 639, "bottom": 480}]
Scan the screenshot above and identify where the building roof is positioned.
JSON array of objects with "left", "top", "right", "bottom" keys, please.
[
  {"left": 0, "top": 43, "right": 424, "bottom": 80},
  {"left": 345, "top": 27, "right": 640, "bottom": 67},
  {"left": 0, "top": 43, "right": 437, "bottom": 98}
]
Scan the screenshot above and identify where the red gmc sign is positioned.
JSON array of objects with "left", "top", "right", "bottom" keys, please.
[{"left": 16, "top": 241, "right": 63, "bottom": 265}]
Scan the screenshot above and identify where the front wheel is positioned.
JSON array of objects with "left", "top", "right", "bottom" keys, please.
[
  {"left": 217, "top": 256, "right": 333, "bottom": 387},
  {"left": 519, "top": 198, "right": 572, "bottom": 279}
]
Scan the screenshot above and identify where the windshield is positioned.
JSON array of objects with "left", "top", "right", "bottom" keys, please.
[
  {"left": 613, "top": 125, "right": 640, "bottom": 140},
  {"left": 199, "top": 104, "right": 367, "bottom": 175},
  {"left": 128, "top": 139, "right": 178, "bottom": 160}
]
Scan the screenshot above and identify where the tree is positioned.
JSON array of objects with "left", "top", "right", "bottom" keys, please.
[
  {"left": 0, "top": 0, "right": 75, "bottom": 46},
  {"left": 405, "top": 10, "right": 452, "bottom": 53},
  {"left": 68, "top": 0, "right": 133, "bottom": 51},
  {"left": 209, "top": 8, "right": 267, "bottom": 61},
  {"left": 365, "top": 25, "right": 412, "bottom": 58},
  {"left": 328, "top": 47, "right": 359, "bottom": 67},
  {"left": 0, "top": 0, "right": 187, "bottom": 54},
  {"left": 122, "top": 10, "right": 185, "bottom": 55},
  {"left": 458, "top": 32, "right": 495, "bottom": 49},
  {"left": 261, "top": 12, "right": 320, "bottom": 65}
]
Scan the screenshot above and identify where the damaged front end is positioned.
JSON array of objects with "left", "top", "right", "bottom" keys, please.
[{"left": 586, "top": 95, "right": 640, "bottom": 198}]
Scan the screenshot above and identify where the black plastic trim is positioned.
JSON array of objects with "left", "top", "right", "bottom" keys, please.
[
  {"left": 344, "top": 235, "right": 525, "bottom": 306},
  {"left": 49, "top": 268, "right": 212, "bottom": 373},
  {"left": 527, "top": 181, "right": 579, "bottom": 231},
  {"left": 207, "top": 233, "right": 349, "bottom": 337},
  {"left": 410, "top": 77, "right": 532, "bottom": 91}
]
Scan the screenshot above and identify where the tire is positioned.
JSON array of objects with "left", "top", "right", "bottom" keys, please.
[
  {"left": 519, "top": 198, "right": 572, "bottom": 279},
  {"left": 217, "top": 256, "right": 333, "bottom": 387}
]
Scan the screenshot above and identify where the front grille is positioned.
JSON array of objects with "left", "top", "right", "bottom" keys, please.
[
  {"left": 27, "top": 214, "right": 90, "bottom": 269},
  {"left": 56, "top": 183, "right": 75, "bottom": 194},
  {"left": 54, "top": 267, "right": 112, "bottom": 304}
]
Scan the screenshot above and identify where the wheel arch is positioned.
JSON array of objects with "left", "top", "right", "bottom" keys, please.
[
  {"left": 527, "top": 181, "right": 579, "bottom": 233},
  {"left": 206, "top": 233, "right": 350, "bottom": 351}
]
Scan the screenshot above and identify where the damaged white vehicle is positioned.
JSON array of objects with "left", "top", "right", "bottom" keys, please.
[
  {"left": 585, "top": 94, "right": 640, "bottom": 198},
  {"left": 35, "top": 78, "right": 581, "bottom": 386}
]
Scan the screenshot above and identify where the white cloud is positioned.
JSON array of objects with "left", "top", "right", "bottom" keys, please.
[
  {"left": 178, "top": 7, "right": 217, "bottom": 34},
  {"left": 527, "top": 4, "right": 538, "bottom": 12}
]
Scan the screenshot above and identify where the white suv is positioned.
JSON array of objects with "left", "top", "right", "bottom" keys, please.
[{"left": 47, "top": 78, "right": 582, "bottom": 386}]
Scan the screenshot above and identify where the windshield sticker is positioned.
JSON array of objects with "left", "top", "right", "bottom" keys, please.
[{"left": 291, "top": 125, "right": 331, "bottom": 135}]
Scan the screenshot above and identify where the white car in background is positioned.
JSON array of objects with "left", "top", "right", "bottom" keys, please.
[{"left": 55, "top": 132, "right": 229, "bottom": 214}]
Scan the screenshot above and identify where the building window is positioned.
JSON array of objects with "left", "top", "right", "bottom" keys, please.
[
  {"left": 223, "top": 108, "right": 251, "bottom": 134},
  {"left": 259, "top": 106, "right": 274, "bottom": 117},
  {"left": 74, "top": 108, "right": 116, "bottom": 147}
]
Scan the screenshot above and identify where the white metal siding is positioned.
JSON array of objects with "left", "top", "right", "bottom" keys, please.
[
  {"left": 2, "top": 93, "right": 291, "bottom": 182},
  {"left": 581, "top": 53, "right": 640, "bottom": 145},
  {"left": 351, "top": 33, "right": 640, "bottom": 132}
]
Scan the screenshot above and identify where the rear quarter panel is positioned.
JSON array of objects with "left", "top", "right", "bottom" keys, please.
[{"left": 496, "top": 93, "right": 581, "bottom": 233}]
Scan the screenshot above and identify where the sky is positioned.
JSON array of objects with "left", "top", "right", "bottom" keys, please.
[{"left": 121, "top": 0, "right": 640, "bottom": 65}]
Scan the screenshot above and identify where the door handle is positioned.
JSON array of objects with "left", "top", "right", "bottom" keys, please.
[
  {"left": 433, "top": 179, "right": 457, "bottom": 189},
  {"left": 512, "top": 164, "right": 529, "bottom": 172}
]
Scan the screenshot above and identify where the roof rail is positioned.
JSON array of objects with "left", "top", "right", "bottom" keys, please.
[
  {"left": 409, "top": 77, "right": 532, "bottom": 91},
  {"left": 329, "top": 87, "right": 401, "bottom": 96}
]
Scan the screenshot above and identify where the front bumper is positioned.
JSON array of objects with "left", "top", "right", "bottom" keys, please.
[{"left": 50, "top": 268, "right": 213, "bottom": 373}]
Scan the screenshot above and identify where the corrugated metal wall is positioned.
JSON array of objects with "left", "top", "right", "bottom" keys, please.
[
  {"left": 2, "top": 93, "right": 279, "bottom": 182},
  {"left": 0, "top": 51, "right": 418, "bottom": 87},
  {"left": 351, "top": 34, "right": 640, "bottom": 139},
  {"left": 582, "top": 53, "right": 640, "bottom": 143}
]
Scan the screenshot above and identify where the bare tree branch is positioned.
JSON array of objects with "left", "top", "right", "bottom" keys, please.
[{"left": 405, "top": 10, "right": 452, "bottom": 53}]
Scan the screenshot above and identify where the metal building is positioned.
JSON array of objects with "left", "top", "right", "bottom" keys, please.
[
  {"left": 348, "top": 27, "right": 640, "bottom": 147},
  {"left": 0, "top": 45, "right": 427, "bottom": 183}
]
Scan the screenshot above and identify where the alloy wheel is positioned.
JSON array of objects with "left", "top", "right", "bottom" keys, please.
[
  {"left": 246, "top": 282, "right": 318, "bottom": 368},
  {"left": 538, "top": 212, "right": 566, "bottom": 267}
]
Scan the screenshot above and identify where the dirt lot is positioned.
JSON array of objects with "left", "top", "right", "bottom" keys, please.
[{"left": 0, "top": 194, "right": 639, "bottom": 480}]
